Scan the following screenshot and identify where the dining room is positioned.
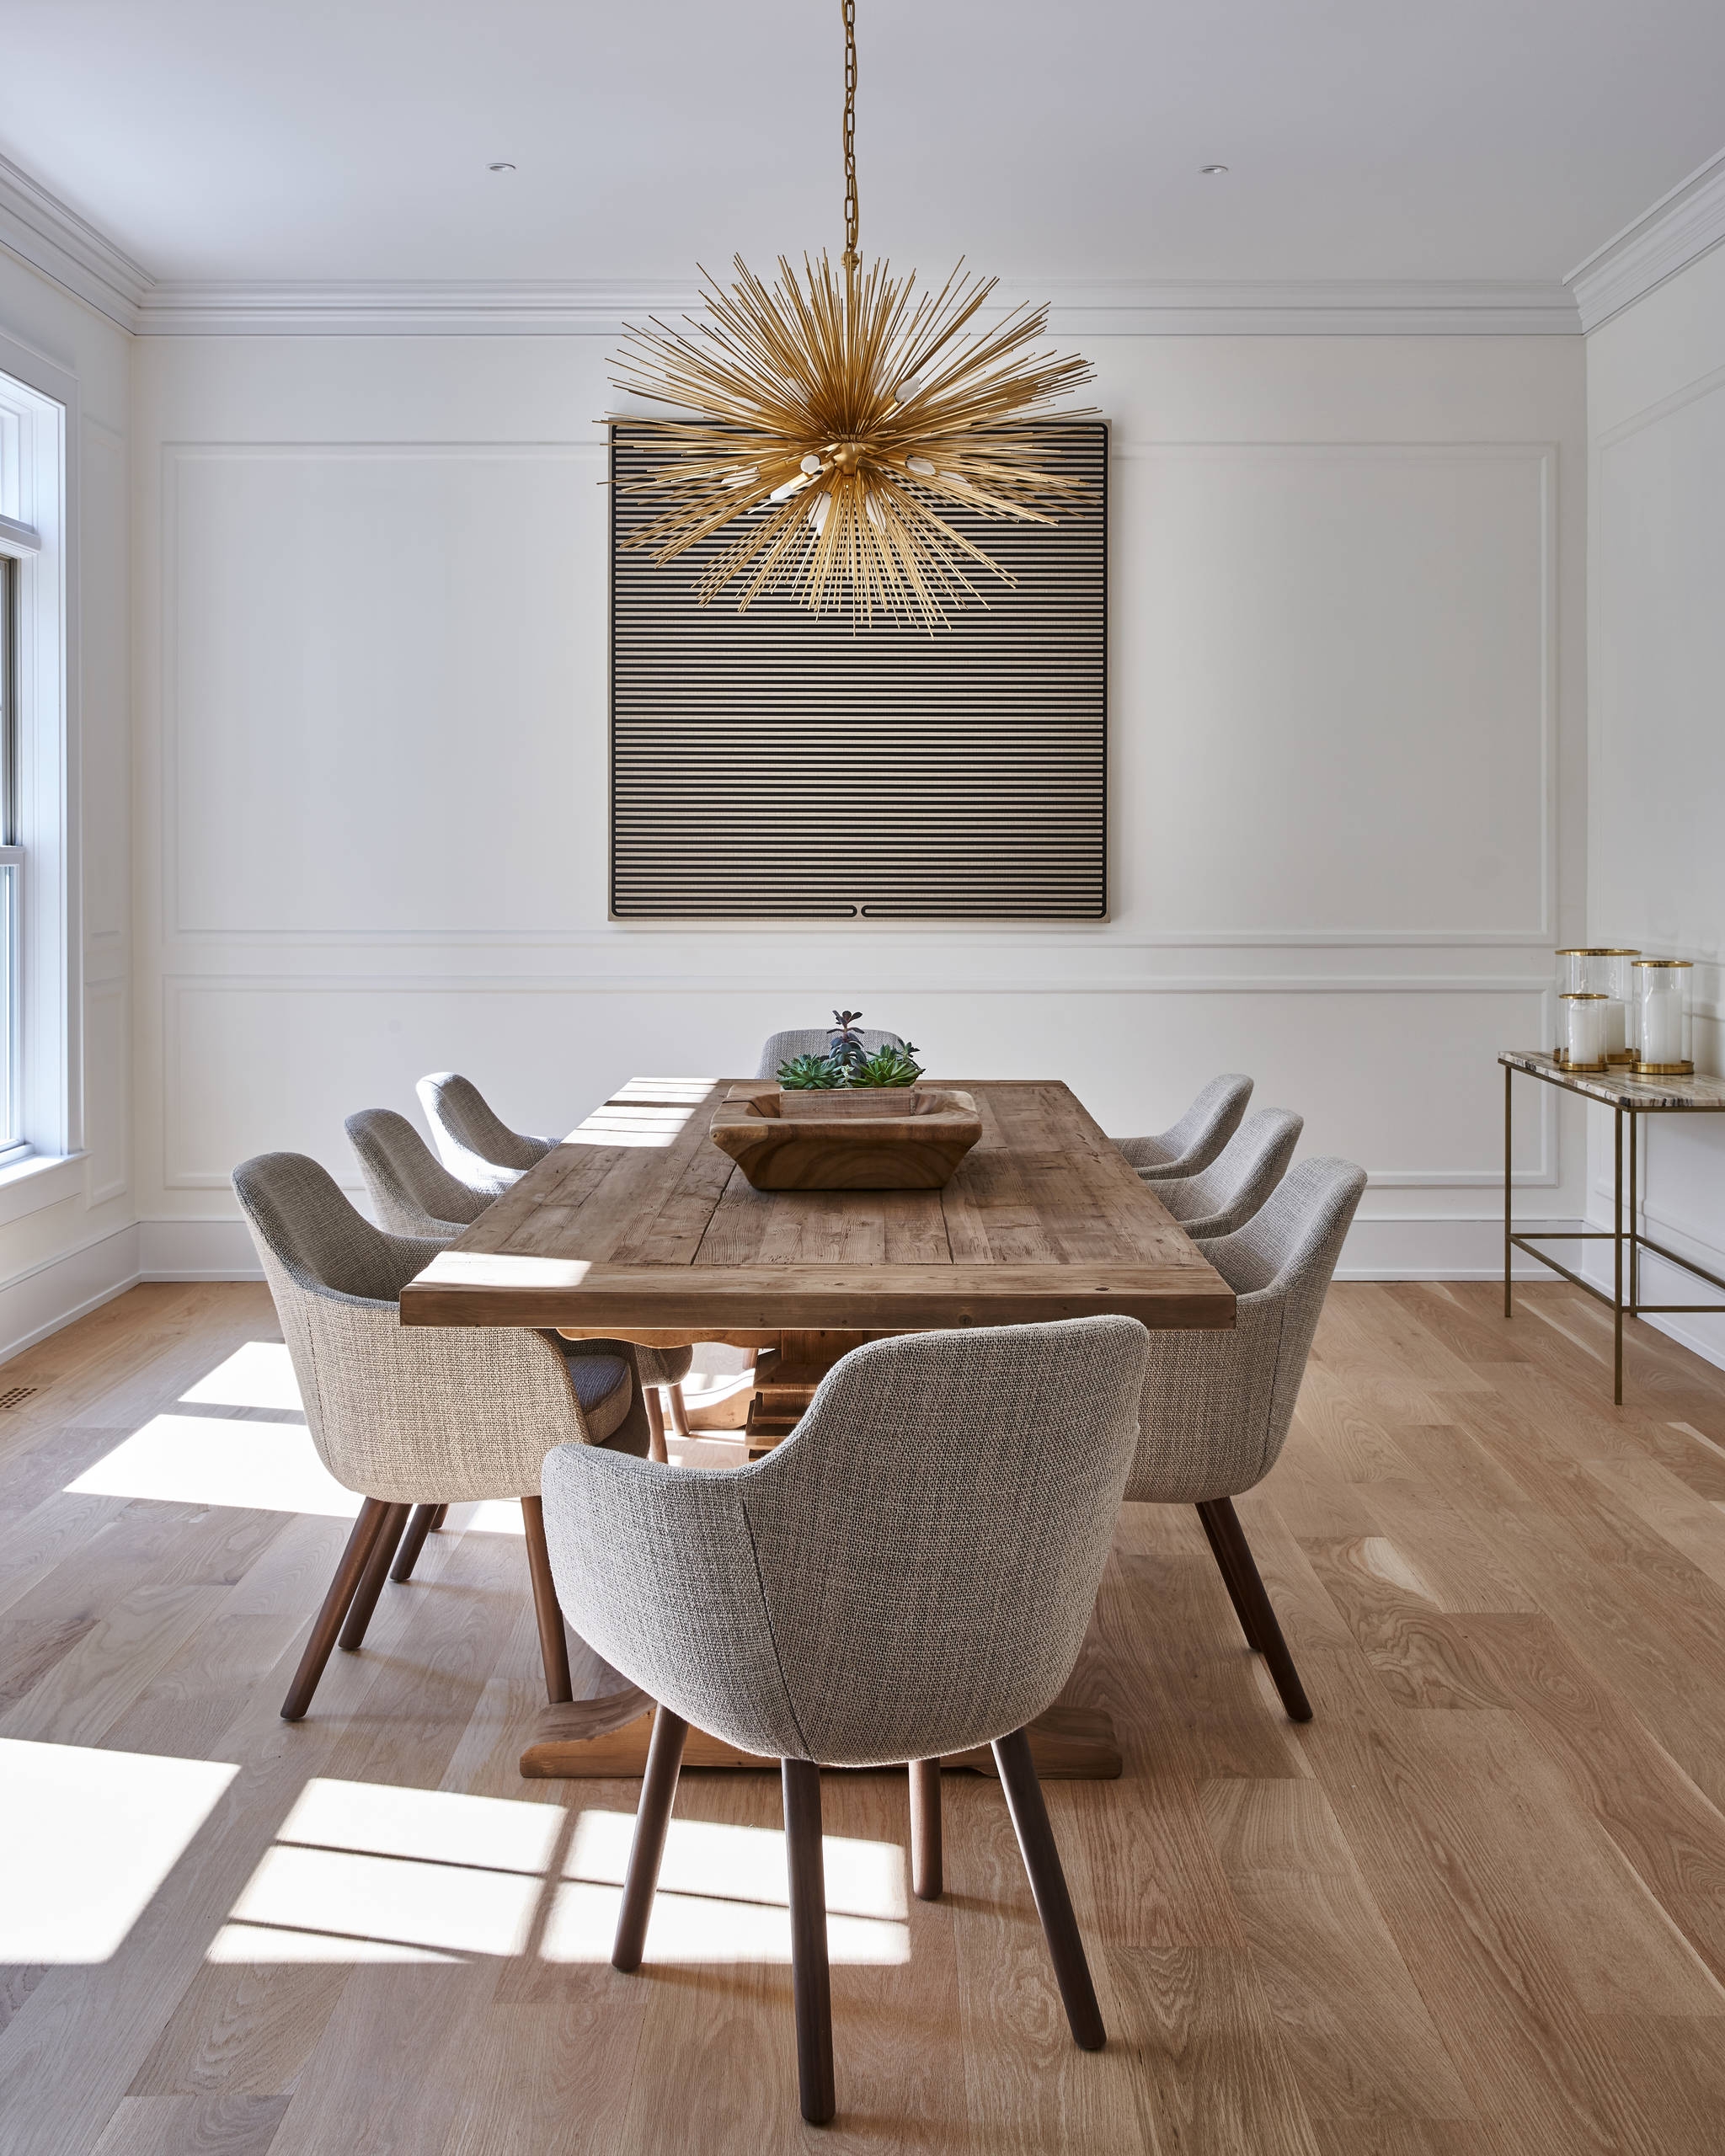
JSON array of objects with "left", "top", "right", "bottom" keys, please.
[{"left": 5, "top": 3, "right": 1725, "bottom": 2150}]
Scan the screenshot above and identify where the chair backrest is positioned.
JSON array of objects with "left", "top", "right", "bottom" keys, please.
[
  {"left": 754, "top": 1027, "right": 906, "bottom": 1081},
  {"left": 345, "top": 1107, "right": 488, "bottom": 1241},
  {"left": 541, "top": 1315, "right": 1149, "bottom": 1767},
  {"left": 416, "top": 1071, "right": 555, "bottom": 1188},
  {"left": 232, "top": 1150, "right": 594, "bottom": 1502},
  {"left": 1156, "top": 1108, "right": 1301, "bottom": 1238},
  {"left": 1126, "top": 1156, "right": 1366, "bottom": 1505},
  {"left": 1118, "top": 1071, "right": 1253, "bottom": 1177}
]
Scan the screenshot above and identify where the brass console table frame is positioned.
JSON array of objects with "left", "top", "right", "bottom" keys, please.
[{"left": 1501, "top": 1051, "right": 1725, "bottom": 1404}]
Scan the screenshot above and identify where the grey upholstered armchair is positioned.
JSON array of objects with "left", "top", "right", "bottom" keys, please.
[
  {"left": 417, "top": 1070, "right": 555, "bottom": 1193},
  {"left": 346, "top": 1107, "right": 487, "bottom": 1239},
  {"left": 1115, "top": 1072, "right": 1253, "bottom": 1181},
  {"left": 233, "top": 1150, "right": 643, "bottom": 1723},
  {"left": 1130, "top": 1155, "right": 1366, "bottom": 1721},
  {"left": 1152, "top": 1107, "right": 1302, "bottom": 1240},
  {"left": 540, "top": 1315, "right": 1150, "bottom": 2126},
  {"left": 754, "top": 1027, "right": 905, "bottom": 1080}
]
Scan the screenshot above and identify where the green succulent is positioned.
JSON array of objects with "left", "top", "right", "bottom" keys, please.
[
  {"left": 777, "top": 1052, "right": 846, "bottom": 1090},
  {"left": 850, "top": 1042, "right": 925, "bottom": 1088}
]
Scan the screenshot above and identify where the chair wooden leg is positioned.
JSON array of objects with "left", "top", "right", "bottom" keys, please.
[
  {"left": 782, "top": 1758, "right": 836, "bottom": 2125},
  {"left": 612, "top": 1705, "right": 689, "bottom": 1972},
  {"left": 389, "top": 1502, "right": 441, "bottom": 1583},
  {"left": 428, "top": 1502, "right": 449, "bottom": 1531},
  {"left": 909, "top": 1758, "right": 943, "bottom": 1901},
  {"left": 667, "top": 1382, "right": 693, "bottom": 1439},
  {"left": 1195, "top": 1497, "right": 1312, "bottom": 1723},
  {"left": 644, "top": 1387, "right": 669, "bottom": 1465},
  {"left": 1195, "top": 1501, "right": 1264, "bottom": 1652},
  {"left": 280, "top": 1498, "right": 393, "bottom": 1721},
  {"left": 992, "top": 1726, "right": 1105, "bottom": 2052},
  {"left": 337, "top": 1502, "right": 410, "bottom": 1652},
  {"left": 521, "top": 1494, "right": 574, "bottom": 1705}
]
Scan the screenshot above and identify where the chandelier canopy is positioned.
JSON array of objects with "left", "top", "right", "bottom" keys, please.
[{"left": 606, "top": 0, "right": 1097, "bottom": 629}]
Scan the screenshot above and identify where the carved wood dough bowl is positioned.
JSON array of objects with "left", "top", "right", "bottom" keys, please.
[{"left": 710, "top": 1083, "right": 984, "bottom": 1191}]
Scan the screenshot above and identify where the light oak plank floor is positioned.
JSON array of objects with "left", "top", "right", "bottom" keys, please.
[{"left": 4, "top": 1279, "right": 1725, "bottom": 2153}]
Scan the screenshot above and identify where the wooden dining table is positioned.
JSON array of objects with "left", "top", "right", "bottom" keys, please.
[{"left": 399, "top": 1075, "right": 1236, "bottom": 1780}]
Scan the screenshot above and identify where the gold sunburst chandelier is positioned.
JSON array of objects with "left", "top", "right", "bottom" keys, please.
[{"left": 606, "top": 0, "right": 1097, "bottom": 629}]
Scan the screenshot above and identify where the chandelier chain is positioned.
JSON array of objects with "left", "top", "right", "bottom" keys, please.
[{"left": 841, "top": 0, "right": 859, "bottom": 270}]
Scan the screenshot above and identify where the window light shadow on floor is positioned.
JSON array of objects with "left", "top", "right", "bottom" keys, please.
[
  {"left": 0, "top": 1740, "right": 238, "bottom": 1961},
  {"left": 209, "top": 1780, "right": 910, "bottom": 1967}
]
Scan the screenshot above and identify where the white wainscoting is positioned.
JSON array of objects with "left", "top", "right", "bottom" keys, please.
[{"left": 131, "top": 330, "right": 1589, "bottom": 1282}]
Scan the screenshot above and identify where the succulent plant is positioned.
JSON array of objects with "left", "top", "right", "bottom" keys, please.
[
  {"left": 827, "top": 1010, "right": 868, "bottom": 1075},
  {"left": 851, "top": 1042, "right": 924, "bottom": 1088},
  {"left": 777, "top": 1052, "right": 846, "bottom": 1090}
]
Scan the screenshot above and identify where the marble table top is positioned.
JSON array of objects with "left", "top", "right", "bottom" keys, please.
[{"left": 1500, "top": 1050, "right": 1725, "bottom": 1110}]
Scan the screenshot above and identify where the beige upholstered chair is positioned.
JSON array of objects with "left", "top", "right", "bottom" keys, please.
[
  {"left": 346, "top": 1107, "right": 487, "bottom": 1239},
  {"left": 232, "top": 1150, "right": 644, "bottom": 1723},
  {"left": 1132, "top": 1156, "right": 1366, "bottom": 1721},
  {"left": 1115, "top": 1072, "right": 1253, "bottom": 1181},
  {"left": 754, "top": 1026, "right": 905, "bottom": 1080},
  {"left": 541, "top": 1315, "right": 1150, "bottom": 2125},
  {"left": 402, "top": 1083, "right": 695, "bottom": 1453},
  {"left": 1152, "top": 1107, "right": 1302, "bottom": 1240},
  {"left": 417, "top": 1070, "right": 554, "bottom": 1193}
]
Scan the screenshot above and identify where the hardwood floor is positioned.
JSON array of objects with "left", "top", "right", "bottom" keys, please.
[{"left": 5, "top": 1278, "right": 1725, "bottom": 2151}]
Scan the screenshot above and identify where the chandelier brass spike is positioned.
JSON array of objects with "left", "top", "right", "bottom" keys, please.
[{"left": 606, "top": 10, "right": 1096, "bottom": 632}]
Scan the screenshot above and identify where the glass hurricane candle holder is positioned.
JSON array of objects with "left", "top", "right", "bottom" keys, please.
[
  {"left": 1634, "top": 960, "right": 1693, "bottom": 1075},
  {"left": 1598, "top": 950, "right": 1641, "bottom": 1061},
  {"left": 1555, "top": 949, "right": 1604, "bottom": 1060},
  {"left": 1562, "top": 994, "right": 1610, "bottom": 1071}
]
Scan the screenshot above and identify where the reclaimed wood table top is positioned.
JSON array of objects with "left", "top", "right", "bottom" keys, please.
[{"left": 398, "top": 1075, "right": 1236, "bottom": 1341}]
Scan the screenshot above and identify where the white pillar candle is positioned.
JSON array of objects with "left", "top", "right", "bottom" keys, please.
[
  {"left": 1641, "top": 991, "right": 1685, "bottom": 1065},
  {"left": 1563, "top": 995, "right": 1608, "bottom": 1069}
]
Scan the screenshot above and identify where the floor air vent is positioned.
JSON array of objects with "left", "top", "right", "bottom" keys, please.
[{"left": 0, "top": 1385, "right": 40, "bottom": 1410}]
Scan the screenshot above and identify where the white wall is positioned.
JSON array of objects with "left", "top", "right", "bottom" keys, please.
[
  {"left": 1588, "top": 240, "right": 1725, "bottom": 1360},
  {"left": 130, "top": 328, "right": 1588, "bottom": 1278},
  {"left": 0, "top": 246, "right": 134, "bottom": 1358}
]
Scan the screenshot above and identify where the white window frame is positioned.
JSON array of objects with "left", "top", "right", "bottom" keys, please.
[{"left": 0, "top": 337, "right": 80, "bottom": 1196}]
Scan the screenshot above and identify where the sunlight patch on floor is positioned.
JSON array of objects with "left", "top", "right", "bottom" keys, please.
[
  {"left": 180, "top": 1340, "right": 302, "bottom": 1412},
  {"left": 0, "top": 1740, "right": 237, "bottom": 1961},
  {"left": 64, "top": 1414, "right": 359, "bottom": 1518}
]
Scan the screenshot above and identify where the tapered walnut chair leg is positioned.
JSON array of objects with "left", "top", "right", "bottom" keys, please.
[
  {"left": 992, "top": 1726, "right": 1105, "bottom": 2052},
  {"left": 390, "top": 1502, "right": 441, "bottom": 1583},
  {"left": 612, "top": 1705, "right": 689, "bottom": 1972},
  {"left": 338, "top": 1502, "right": 410, "bottom": 1652},
  {"left": 1195, "top": 1502, "right": 1265, "bottom": 1652},
  {"left": 782, "top": 1758, "right": 836, "bottom": 2125},
  {"left": 281, "top": 1498, "right": 393, "bottom": 1721},
  {"left": 521, "top": 1494, "right": 574, "bottom": 1705},
  {"left": 909, "top": 1758, "right": 943, "bottom": 1901},
  {"left": 667, "top": 1383, "right": 693, "bottom": 1439},
  {"left": 1195, "top": 1497, "right": 1312, "bottom": 1723},
  {"left": 428, "top": 1502, "right": 448, "bottom": 1531},
  {"left": 644, "top": 1388, "right": 669, "bottom": 1465}
]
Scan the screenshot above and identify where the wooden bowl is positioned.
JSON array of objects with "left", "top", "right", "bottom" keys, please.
[{"left": 709, "top": 1083, "right": 982, "bottom": 1192}]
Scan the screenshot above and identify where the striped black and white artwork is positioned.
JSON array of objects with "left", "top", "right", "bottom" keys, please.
[{"left": 609, "top": 420, "right": 1108, "bottom": 920}]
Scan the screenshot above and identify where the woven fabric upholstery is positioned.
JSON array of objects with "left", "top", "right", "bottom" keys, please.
[
  {"left": 1127, "top": 1157, "right": 1365, "bottom": 1504},
  {"left": 232, "top": 1151, "right": 636, "bottom": 1502},
  {"left": 567, "top": 1337, "right": 695, "bottom": 1391},
  {"left": 754, "top": 1027, "right": 906, "bottom": 1081},
  {"left": 345, "top": 1108, "right": 488, "bottom": 1241},
  {"left": 542, "top": 1315, "right": 1148, "bottom": 1767},
  {"left": 1115, "top": 1073, "right": 1253, "bottom": 1179},
  {"left": 417, "top": 1071, "right": 555, "bottom": 1192},
  {"left": 1153, "top": 1109, "right": 1301, "bottom": 1240}
]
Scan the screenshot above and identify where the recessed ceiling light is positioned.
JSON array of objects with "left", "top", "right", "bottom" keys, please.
[
  {"left": 1199, "top": 163, "right": 1230, "bottom": 176},
  {"left": 488, "top": 162, "right": 516, "bottom": 173}
]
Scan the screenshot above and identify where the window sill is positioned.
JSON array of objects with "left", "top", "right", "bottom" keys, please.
[{"left": 0, "top": 1151, "right": 88, "bottom": 1227}]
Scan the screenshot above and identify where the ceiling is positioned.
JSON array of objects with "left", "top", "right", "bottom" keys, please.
[{"left": 3, "top": 0, "right": 1723, "bottom": 291}]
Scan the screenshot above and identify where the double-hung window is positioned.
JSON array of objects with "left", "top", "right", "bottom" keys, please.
[{"left": 0, "top": 547, "right": 19, "bottom": 1158}]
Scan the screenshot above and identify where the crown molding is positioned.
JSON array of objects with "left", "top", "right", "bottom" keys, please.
[
  {"left": 1567, "top": 147, "right": 1725, "bottom": 333},
  {"left": 128, "top": 275, "right": 1578, "bottom": 338},
  {"left": 0, "top": 151, "right": 150, "bottom": 330}
]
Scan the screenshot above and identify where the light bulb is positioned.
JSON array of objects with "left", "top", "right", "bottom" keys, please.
[
  {"left": 769, "top": 474, "right": 811, "bottom": 503},
  {"left": 865, "top": 492, "right": 883, "bottom": 529},
  {"left": 808, "top": 493, "right": 830, "bottom": 534},
  {"left": 799, "top": 453, "right": 823, "bottom": 475},
  {"left": 897, "top": 376, "right": 923, "bottom": 399},
  {"left": 905, "top": 456, "right": 936, "bottom": 478}
]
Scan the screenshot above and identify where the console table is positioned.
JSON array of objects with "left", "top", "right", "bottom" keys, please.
[{"left": 1501, "top": 1051, "right": 1725, "bottom": 1403}]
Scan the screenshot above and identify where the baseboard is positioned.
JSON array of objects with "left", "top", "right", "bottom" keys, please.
[
  {"left": 1573, "top": 1209, "right": 1725, "bottom": 1377},
  {"left": 0, "top": 1223, "right": 142, "bottom": 1367}
]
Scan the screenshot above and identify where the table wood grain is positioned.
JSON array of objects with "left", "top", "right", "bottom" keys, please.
[{"left": 398, "top": 1077, "right": 1236, "bottom": 1340}]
